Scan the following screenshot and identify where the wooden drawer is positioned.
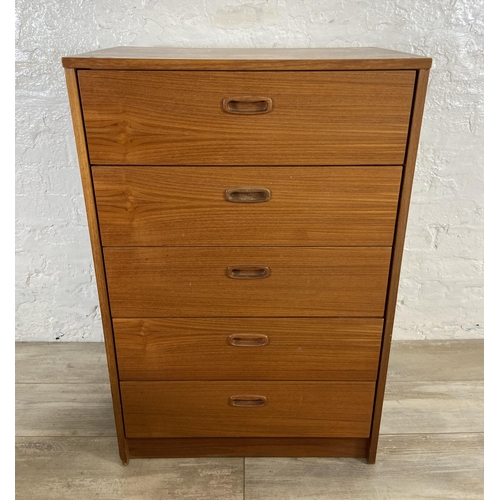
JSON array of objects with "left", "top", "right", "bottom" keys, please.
[
  {"left": 79, "top": 70, "right": 415, "bottom": 165},
  {"left": 104, "top": 247, "right": 391, "bottom": 317},
  {"left": 94, "top": 166, "right": 402, "bottom": 247},
  {"left": 121, "top": 381, "right": 376, "bottom": 438},
  {"left": 114, "top": 318, "right": 383, "bottom": 381}
]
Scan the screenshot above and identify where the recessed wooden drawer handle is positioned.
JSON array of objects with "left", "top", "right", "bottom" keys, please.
[
  {"left": 225, "top": 187, "right": 271, "bottom": 203},
  {"left": 229, "top": 395, "right": 268, "bottom": 407},
  {"left": 226, "top": 265, "right": 271, "bottom": 279},
  {"left": 222, "top": 96, "right": 273, "bottom": 114},
  {"left": 228, "top": 334, "right": 269, "bottom": 347}
]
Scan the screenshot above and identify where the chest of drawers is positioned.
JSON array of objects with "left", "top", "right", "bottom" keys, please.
[{"left": 62, "top": 47, "right": 431, "bottom": 464}]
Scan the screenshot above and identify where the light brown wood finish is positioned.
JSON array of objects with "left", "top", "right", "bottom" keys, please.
[
  {"left": 62, "top": 47, "right": 432, "bottom": 71},
  {"left": 367, "top": 68, "right": 430, "bottom": 463},
  {"left": 16, "top": 369, "right": 483, "bottom": 441},
  {"left": 120, "top": 381, "right": 376, "bottom": 438},
  {"left": 113, "top": 318, "right": 383, "bottom": 381},
  {"left": 16, "top": 336, "right": 480, "bottom": 439},
  {"left": 15, "top": 341, "right": 482, "bottom": 461},
  {"left": 388, "top": 339, "right": 484, "bottom": 381},
  {"left": 381, "top": 380, "right": 483, "bottom": 435},
  {"left": 15, "top": 434, "right": 483, "bottom": 500},
  {"left": 16, "top": 339, "right": 484, "bottom": 385},
  {"left": 93, "top": 166, "right": 402, "bottom": 247},
  {"left": 15, "top": 342, "right": 109, "bottom": 384},
  {"left": 104, "top": 247, "right": 391, "bottom": 317},
  {"left": 16, "top": 384, "right": 116, "bottom": 437},
  {"left": 78, "top": 70, "right": 415, "bottom": 165},
  {"left": 244, "top": 434, "right": 483, "bottom": 500},
  {"left": 16, "top": 437, "right": 244, "bottom": 500},
  {"left": 64, "top": 69, "right": 129, "bottom": 463},
  {"left": 15, "top": 341, "right": 481, "bottom": 497},
  {"left": 15, "top": 434, "right": 482, "bottom": 500}
]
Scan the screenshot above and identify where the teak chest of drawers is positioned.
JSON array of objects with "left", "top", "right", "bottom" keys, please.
[{"left": 62, "top": 47, "right": 431, "bottom": 464}]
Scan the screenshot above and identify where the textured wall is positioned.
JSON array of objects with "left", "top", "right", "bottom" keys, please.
[{"left": 15, "top": 0, "right": 483, "bottom": 341}]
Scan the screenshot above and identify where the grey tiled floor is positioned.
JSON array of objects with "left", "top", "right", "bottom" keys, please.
[{"left": 16, "top": 340, "right": 483, "bottom": 499}]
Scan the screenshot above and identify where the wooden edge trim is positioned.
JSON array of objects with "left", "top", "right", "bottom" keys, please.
[
  {"left": 61, "top": 57, "right": 432, "bottom": 71},
  {"left": 128, "top": 437, "right": 368, "bottom": 459},
  {"left": 64, "top": 68, "right": 130, "bottom": 465},
  {"left": 367, "top": 68, "right": 430, "bottom": 464}
]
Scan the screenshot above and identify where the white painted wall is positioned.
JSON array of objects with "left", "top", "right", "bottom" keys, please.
[{"left": 15, "top": 0, "right": 483, "bottom": 341}]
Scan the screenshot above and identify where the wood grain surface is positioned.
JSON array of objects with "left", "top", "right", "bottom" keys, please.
[
  {"left": 120, "top": 381, "right": 375, "bottom": 438},
  {"left": 380, "top": 380, "right": 483, "bottom": 435},
  {"left": 79, "top": 70, "right": 415, "bottom": 165},
  {"left": 387, "top": 339, "right": 483, "bottom": 381},
  {"left": 103, "top": 247, "right": 392, "bottom": 317},
  {"left": 127, "top": 437, "right": 368, "bottom": 459},
  {"left": 113, "top": 318, "right": 383, "bottom": 381},
  {"left": 15, "top": 339, "right": 482, "bottom": 495},
  {"left": 62, "top": 47, "right": 432, "bottom": 70},
  {"left": 64, "top": 69, "right": 129, "bottom": 463},
  {"left": 60, "top": 49, "right": 433, "bottom": 465},
  {"left": 16, "top": 437, "right": 244, "bottom": 500},
  {"left": 367, "top": 68, "right": 430, "bottom": 463},
  {"left": 16, "top": 384, "right": 116, "bottom": 437},
  {"left": 93, "top": 166, "right": 402, "bottom": 247},
  {"left": 15, "top": 434, "right": 481, "bottom": 500},
  {"left": 244, "top": 434, "right": 483, "bottom": 500},
  {"left": 15, "top": 342, "right": 109, "bottom": 384}
]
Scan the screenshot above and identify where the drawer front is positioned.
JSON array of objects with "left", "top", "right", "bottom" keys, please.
[
  {"left": 94, "top": 166, "right": 402, "bottom": 247},
  {"left": 121, "top": 381, "right": 375, "bottom": 438},
  {"left": 104, "top": 247, "right": 391, "bottom": 317},
  {"left": 114, "top": 318, "right": 383, "bottom": 381},
  {"left": 79, "top": 70, "right": 415, "bottom": 165}
]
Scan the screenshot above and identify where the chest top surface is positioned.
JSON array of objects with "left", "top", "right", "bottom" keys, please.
[{"left": 62, "top": 46, "right": 432, "bottom": 71}]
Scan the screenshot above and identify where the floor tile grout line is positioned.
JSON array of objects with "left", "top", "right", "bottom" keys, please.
[
  {"left": 386, "top": 379, "right": 484, "bottom": 383},
  {"left": 14, "top": 378, "right": 485, "bottom": 385},
  {"left": 15, "top": 383, "right": 112, "bottom": 385},
  {"left": 15, "top": 383, "right": 111, "bottom": 385},
  {"left": 15, "top": 431, "right": 485, "bottom": 439},
  {"left": 15, "top": 435, "right": 120, "bottom": 438},
  {"left": 380, "top": 431, "right": 484, "bottom": 436}
]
